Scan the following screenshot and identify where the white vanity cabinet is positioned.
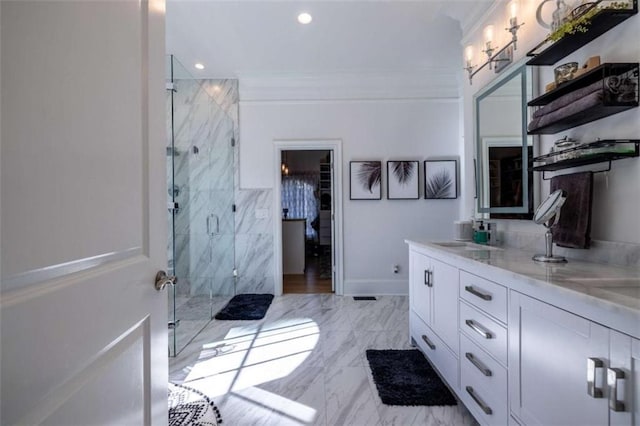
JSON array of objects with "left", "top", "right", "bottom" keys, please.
[
  {"left": 409, "top": 248, "right": 460, "bottom": 389},
  {"left": 406, "top": 239, "right": 640, "bottom": 426},
  {"left": 510, "top": 292, "right": 640, "bottom": 426}
]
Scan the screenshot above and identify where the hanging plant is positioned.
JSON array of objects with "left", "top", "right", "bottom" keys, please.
[{"left": 548, "top": 1, "right": 630, "bottom": 42}]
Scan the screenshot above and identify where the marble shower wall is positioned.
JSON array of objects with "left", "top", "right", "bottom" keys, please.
[
  {"left": 201, "top": 79, "right": 276, "bottom": 295},
  {"left": 169, "top": 77, "right": 236, "bottom": 297}
]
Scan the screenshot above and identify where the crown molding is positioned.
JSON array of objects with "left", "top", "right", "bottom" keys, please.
[
  {"left": 461, "top": 0, "right": 506, "bottom": 45},
  {"left": 238, "top": 69, "right": 461, "bottom": 102}
]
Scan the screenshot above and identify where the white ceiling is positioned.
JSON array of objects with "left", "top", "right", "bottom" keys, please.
[{"left": 166, "top": 0, "right": 495, "bottom": 79}]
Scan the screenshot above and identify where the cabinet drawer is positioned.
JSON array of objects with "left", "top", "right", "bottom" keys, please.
[
  {"left": 460, "top": 358, "right": 508, "bottom": 426},
  {"left": 460, "top": 301, "right": 508, "bottom": 366},
  {"left": 460, "top": 333, "right": 507, "bottom": 398},
  {"left": 410, "top": 310, "right": 459, "bottom": 392},
  {"left": 460, "top": 271, "right": 507, "bottom": 324}
]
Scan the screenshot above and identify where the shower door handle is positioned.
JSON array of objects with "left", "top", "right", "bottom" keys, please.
[
  {"left": 155, "top": 271, "right": 177, "bottom": 291},
  {"left": 206, "top": 214, "right": 219, "bottom": 236}
]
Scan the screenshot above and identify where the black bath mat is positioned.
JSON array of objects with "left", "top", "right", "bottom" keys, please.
[
  {"left": 214, "top": 294, "right": 274, "bottom": 320},
  {"left": 366, "top": 349, "right": 457, "bottom": 406}
]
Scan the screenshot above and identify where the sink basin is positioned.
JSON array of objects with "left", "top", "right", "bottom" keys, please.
[{"left": 432, "top": 241, "right": 503, "bottom": 251}]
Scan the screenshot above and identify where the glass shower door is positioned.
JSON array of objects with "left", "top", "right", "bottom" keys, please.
[{"left": 166, "top": 55, "right": 236, "bottom": 357}]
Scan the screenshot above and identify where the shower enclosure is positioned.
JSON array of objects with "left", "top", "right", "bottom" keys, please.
[{"left": 166, "top": 55, "right": 236, "bottom": 356}]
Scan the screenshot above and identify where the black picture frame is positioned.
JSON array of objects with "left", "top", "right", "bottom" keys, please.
[
  {"left": 424, "top": 160, "right": 457, "bottom": 199},
  {"left": 349, "top": 161, "right": 382, "bottom": 200},
  {"left": 387, "top": 161, "right": 419, "bottom": 200}
]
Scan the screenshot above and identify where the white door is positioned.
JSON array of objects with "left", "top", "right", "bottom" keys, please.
[
  {"left": 609, "top": 331, "right": 639, "bottom": 426},
  {"left": 430, "top": 258, "right": 459, "bottom": 353},
  {"left": 509, "top": 292, "right": 609, "bottom": 426},
  {"left": 1, "top": 1, "right": 167, "bottom": 425},
  {"left": 409, "top": 250, "right": 432, "bottom": 325}
]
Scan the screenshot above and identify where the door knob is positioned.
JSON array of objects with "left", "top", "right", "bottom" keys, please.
[{"left": 155, "top": 271, "right": 177, "bottom": 291}]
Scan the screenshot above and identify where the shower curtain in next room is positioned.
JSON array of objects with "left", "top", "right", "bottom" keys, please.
[{"left": 166, "top": 54, "right": 236, "bottom": 356}]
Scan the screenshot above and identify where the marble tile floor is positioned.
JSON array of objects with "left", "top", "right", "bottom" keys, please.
[
  {"left": 170, "top": 295, "right": 231, "bottom": 356},
  {"left": 169, "top": 294, "right": 478, "bottom": 426}
]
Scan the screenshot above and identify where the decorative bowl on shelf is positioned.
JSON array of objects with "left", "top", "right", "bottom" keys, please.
[
  {"left": 549, "top": 136, "right": 580, "bottom": 161},
  {"left": 554, "top": 62, "right": 579, "bottom": 85}
]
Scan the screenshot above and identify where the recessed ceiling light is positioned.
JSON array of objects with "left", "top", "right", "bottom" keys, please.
[
  {"left": 194, "top": 63, "right": 205, "bottom": 70},
  {"left": 297, "top": 12, "right": 312, "bottom": 25}
]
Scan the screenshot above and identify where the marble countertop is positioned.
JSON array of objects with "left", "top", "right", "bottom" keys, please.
[{"left": 406, "top": 239, "right": 640, "bottom": 338}]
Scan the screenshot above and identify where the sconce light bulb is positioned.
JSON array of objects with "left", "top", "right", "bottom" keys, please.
[
  {"left": 465, "top": 45, "right": 474, "bottom": 62},
  {"left": 484, "top": 25, "right": 494, "bottom": 44},
  {"left": 509, "top": 0, "right": 519, "bottom": 19},
  {"left": 281, "top": 163, "right": 286, "bottom": 172}
]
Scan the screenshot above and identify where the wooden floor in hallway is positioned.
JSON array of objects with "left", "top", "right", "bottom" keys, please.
[{"left": 283, "top": 254, "right": 333, "bottom": 294}]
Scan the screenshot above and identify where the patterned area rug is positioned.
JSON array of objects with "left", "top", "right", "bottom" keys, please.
[
  {"left": 169, "top": 382, "right": 222, "bottom": 425},
  {"left": 366, "top": 349, "right": 458, "bottom": 406}
]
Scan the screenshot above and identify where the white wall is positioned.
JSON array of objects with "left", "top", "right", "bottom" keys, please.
[
  {"left": 240, "top": 97, "right": 461, "bottom": 294},
  {"left": 462, "top": 2, "right": 640, "bottom": 245}
]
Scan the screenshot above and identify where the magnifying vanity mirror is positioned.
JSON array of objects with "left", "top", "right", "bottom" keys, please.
[
  {"left": 475, "top": 63, "right": 536, "bottom": 218},
  {"left": 532, "top": 189, "right": 567, "bottom": 263}
]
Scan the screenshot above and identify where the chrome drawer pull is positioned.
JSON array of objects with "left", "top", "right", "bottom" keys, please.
[
  {"left": 465, "top": 352, "right": 492, "bottom": 377},
  {"left": 465, "top": 386, "right": 492, "bottom": 415},
  {"left": 465, "top": 285, "right": 492, "bottom": 301},
  {"left": 421, "top": 334, "right": 436, "bottom": 350},
  {"left": 465, "top": 319, "right": 493, "bottom": 339},
  {"left": 587, "top": 357, "right": 604, "bottom": 398},
  {"left": 607, "top": 367, "right": 625, "bottom": 412}
]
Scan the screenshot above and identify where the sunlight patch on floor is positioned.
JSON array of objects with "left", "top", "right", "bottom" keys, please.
[
  {"left": 183, "top": 317, "right": 320, "bottom": 401},
  {"left": 233, "top": 386, "right": 318, "bottom": 424}
]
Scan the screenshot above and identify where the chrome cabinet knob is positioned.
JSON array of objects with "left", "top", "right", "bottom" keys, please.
[{"left": 155, "top": 271, "right": 177, "bottom": 291}]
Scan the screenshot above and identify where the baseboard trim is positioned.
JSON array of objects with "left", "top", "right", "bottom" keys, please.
[{"left": 343, "top": 279, "right": 408, "bottom": 296}]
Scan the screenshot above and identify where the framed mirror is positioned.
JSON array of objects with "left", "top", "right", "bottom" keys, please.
[{"left": 475, "top": 63, "right": 536, "bottom": 218}]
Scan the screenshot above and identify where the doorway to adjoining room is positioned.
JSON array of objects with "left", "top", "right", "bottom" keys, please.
[{"left": 280, "top": 150, "right": 334, "bottom": 294}]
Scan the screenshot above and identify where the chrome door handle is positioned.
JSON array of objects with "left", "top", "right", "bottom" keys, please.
[
  {"left": 421, "top": 334, "right": 436, "bottom": 350},
  {"left": 587, "top": 357, "right": 604, "bottom": 398},
  {"left": 465, "top": 352, "right": 492, "bottom": 377},
  {"left": 206, "top": 214, "right": 219, "bottom": 236},
  {"left": 607, "top": 367, "right": 625, "bottom": 412},
  {"left": 465, "top": 319, "right": 493, "bottom": 339},
  {"left": 155, "top": 271, "right": 177, "bottom": 291},
  {"left": 465, "top": 285, "right": 492, "bottom": 301},
  {"left": 465, "top": 386, "right": 492, "bottom": 415}
]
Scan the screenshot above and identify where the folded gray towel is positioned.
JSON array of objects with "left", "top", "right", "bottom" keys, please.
[
  {"left": 550, "top": 172, "right": 593, "bottom": 249},
  {"left": 532, "top": 79, "right": 603, "bottom": 119},
  {"left": 528, "top": 90, "right": 602, "bottom": 132}
]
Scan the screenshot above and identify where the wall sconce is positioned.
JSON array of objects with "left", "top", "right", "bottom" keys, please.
[
  {"left": 465, "top": 0, "right": 524, "bottom": 84},
  {"left": 507, "top": 0, "right": 524, "bottom": 51},
  {"left": 464, "top": 45, "right": 475, "bottom": 76},
  {"left": 483, "top": 25, "right": 496, "bottom": 69}
]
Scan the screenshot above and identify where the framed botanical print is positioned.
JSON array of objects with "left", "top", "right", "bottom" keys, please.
[
  {"left": 424, "top": 160, "right": 457, "bottom": 199},
  {"left": 387, "top": 161, "right": 419, "bottom": 200},
  {"left": 350, "top": 161, "right": 382, "bottom": 200}
]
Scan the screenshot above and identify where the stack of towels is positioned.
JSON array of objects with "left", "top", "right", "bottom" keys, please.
[{"left": 528, "top": 80, "right": 606, "bottom": 132}]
